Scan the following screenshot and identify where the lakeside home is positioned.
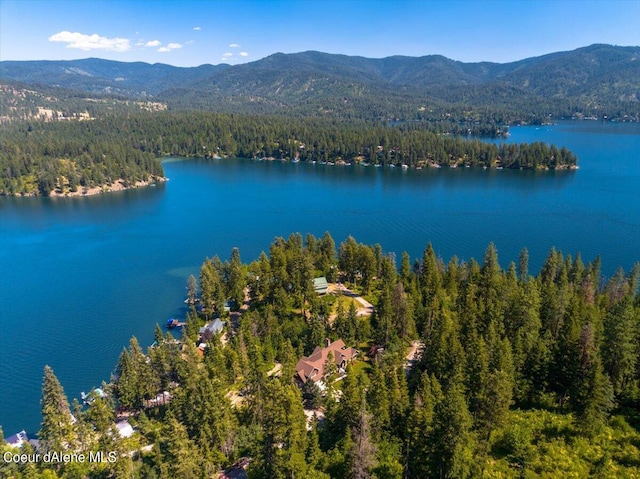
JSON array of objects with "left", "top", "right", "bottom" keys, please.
[{"left": 295, "top": 339, "right": 358, "bottom": 387}]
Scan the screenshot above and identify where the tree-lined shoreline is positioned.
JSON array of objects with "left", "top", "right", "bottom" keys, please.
[{"left": 0, "top": 113, "right": 578, "bottom": 197}]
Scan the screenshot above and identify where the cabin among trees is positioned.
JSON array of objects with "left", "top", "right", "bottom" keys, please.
[
  {"left": 313, "top": 276, "right": 329, "bottom": 295},
  {"left": 198, "top": 318, "right": 225, "bottom": 344},
  {"left": 295, "top": 338, "right": 358, "bottom": 387}
]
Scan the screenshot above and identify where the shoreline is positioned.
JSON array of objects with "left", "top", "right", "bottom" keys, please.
[{"left": 49, "top": 175, "right": 166, "bottom": 198}]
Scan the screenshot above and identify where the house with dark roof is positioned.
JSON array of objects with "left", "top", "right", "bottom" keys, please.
[{"left": 295, "top": 339, "right": 358, "bottom": 386}]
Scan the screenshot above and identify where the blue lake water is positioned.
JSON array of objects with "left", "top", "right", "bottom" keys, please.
[{"left": 1, "top": 120, "right": 639, "bottom": 435}]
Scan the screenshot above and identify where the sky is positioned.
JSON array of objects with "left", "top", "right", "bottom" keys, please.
[{"left": 1, "top": 0, "right": 639, "bottom": 67}]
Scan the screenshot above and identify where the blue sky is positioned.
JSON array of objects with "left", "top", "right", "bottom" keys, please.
[{"left": 1, "top": 0, "right": 639, "bottom": 66}]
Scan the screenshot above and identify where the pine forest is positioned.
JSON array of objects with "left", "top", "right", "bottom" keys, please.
[{"left": 3, "top": 233, "right": 639, "bottom": 478}]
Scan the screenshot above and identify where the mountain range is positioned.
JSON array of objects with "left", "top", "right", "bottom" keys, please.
[{"left": 1, "top": 44, "right": 639, "bottom": 121}]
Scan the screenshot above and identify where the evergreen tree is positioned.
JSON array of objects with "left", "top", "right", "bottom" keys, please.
[
  {"left": 253, "top": 379, "right": 309, "bottom": 479},
  {"left": 347, "top": 301, "right": 362, "bottom": 343},
  {"left": 186, "top": 274, "right": 198, "bottom": 305},
  {"left": 392, "top": 281, "right": 416, "bottom": 341},
  {"left": 571, "top": 323, "right": 614, "bottom": 436},
  {"left": 227, "top": 247, "right": 246, "bottom": 310},
  {"left": 85, "top": 388, "right": 115, "bottom": 437},
  {"left": 405, "top": 372, "right": 442, "bottom": 479},
  {"left": 200, "top": 257, "right": 225, "bottom": 316},
  {"left": 115, "top": 336, "right": 157, "bottom": 410},
  {"left": 518, "top": 247, "right": 529, "bottom": 282},
  {"left": 367, "top": 362, "right": 391, "bottom": 432},
  {"left": 386, "top": 365, "right": 410, "bottom": 438},
  {"left": 602, "top": 297, "right": 637, "bottom": 397},
  {"left": 39, "top": 365, "right": 77, "bottom": 453},
  {"left": 348, "top": 398, "right": 377, "bottom": 479},
  {"left": 178, "top": 365, "right": 236, "bottom": 468},
  {"left": 431, "top": 380, "right": 476, "bottom": 479},
  {"left": 160, "top": 413, "right": 203, "bottom": 479},
  {"left": 318, "top": 231, "right": 337, "bottom": 280},
  {"left": 153, "top": 322, "right": 164, "bottom": 346}
]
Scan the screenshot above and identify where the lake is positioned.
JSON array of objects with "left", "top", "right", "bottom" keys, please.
[{"left": 1, "top": 120, "right": 638, "bottom": 435}]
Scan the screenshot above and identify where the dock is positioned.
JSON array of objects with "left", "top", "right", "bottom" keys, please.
[{"left": 166, "top": 318, "right": 186, "bottom": 329}]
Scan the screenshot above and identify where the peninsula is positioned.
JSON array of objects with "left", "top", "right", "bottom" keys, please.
[
  {"left": 3, "top": 233, "right": 639, "bottom": 477},
  {"left": 0, "top": 112, "right": 577, "bottom": 197}
]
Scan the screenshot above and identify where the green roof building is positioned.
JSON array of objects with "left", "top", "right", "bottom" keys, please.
[{"left": 313, "top": 277, "right": 328, "bottom": 295}]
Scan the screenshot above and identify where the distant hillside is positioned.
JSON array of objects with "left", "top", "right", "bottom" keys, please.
[
  {"left": 0, "top": 81, "right": 167, "bottom": 123},
  {"left": 0, "top": 58, "right": 227, "bottom": 97},
  {"left": 1, "top": 44, "right": 638, "bottom": 121}
]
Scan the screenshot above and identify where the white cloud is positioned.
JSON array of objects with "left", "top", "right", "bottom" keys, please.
[
  {"left": 222, "top": 52, "right": 233, "bottom": 58},
  {"left": 229, "top": 43, "right": 240, "bottom": 48},
  {"left": 239, "top": 51, "right": 249, "bottom": 57},
  {"left": 145, "top": 40, "right": 161, "bottom": 47},
  {"left": 158, "top": 42, "right": 182, "bottom": 53},
  {"left": 49, "top": 31, "right": 130, "bottom": 52},
  {"left": 193, "top": 26, "right": 201, "bottom": 31}
]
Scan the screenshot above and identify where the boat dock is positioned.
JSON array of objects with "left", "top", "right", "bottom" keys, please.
[{"left": 166, "top": 318, "right": 186, "bottom": 329}]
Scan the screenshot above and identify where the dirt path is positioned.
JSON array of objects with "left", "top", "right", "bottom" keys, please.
[
  {"left": 327, "top": 283, "right": 374, "bottom": 323},
  {"left": 405, "top": 340, "right": 424, "bottom": 371}
]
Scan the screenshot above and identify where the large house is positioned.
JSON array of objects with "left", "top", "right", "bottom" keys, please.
[{"left": 295, "top": 339, "right": 358, "bottom": 386}]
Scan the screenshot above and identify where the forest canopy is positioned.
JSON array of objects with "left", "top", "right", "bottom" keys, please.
[
  {"left": 0, "top": 112, "right": 577, "bottom": 196},
  {"left": 3, "top": 233, "right": 638, "bottom": 478}
]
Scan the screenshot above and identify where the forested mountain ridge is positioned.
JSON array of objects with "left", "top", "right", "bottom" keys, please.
[
  {"left": 1, "top": 44, "right": 638, "bottom": 120},
  {"left": 0, "top": 58, "right": 227, "bottom": 97}
]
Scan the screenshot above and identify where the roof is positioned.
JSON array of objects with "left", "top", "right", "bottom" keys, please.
[
  {"left": 313, "top": 277, "right": 328, "bottom": 294},
  {"left": 115, "top": 420, "right": 134, "bottom": 438},
  {"left": 198, "top": 318, "right": 225, "bottom": 336},
  {"left": 295, "top": 339, "right": 358, "bottom": 384},
  {"left": 4, "top": 430, "right": 28, "bottom": 447}
]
